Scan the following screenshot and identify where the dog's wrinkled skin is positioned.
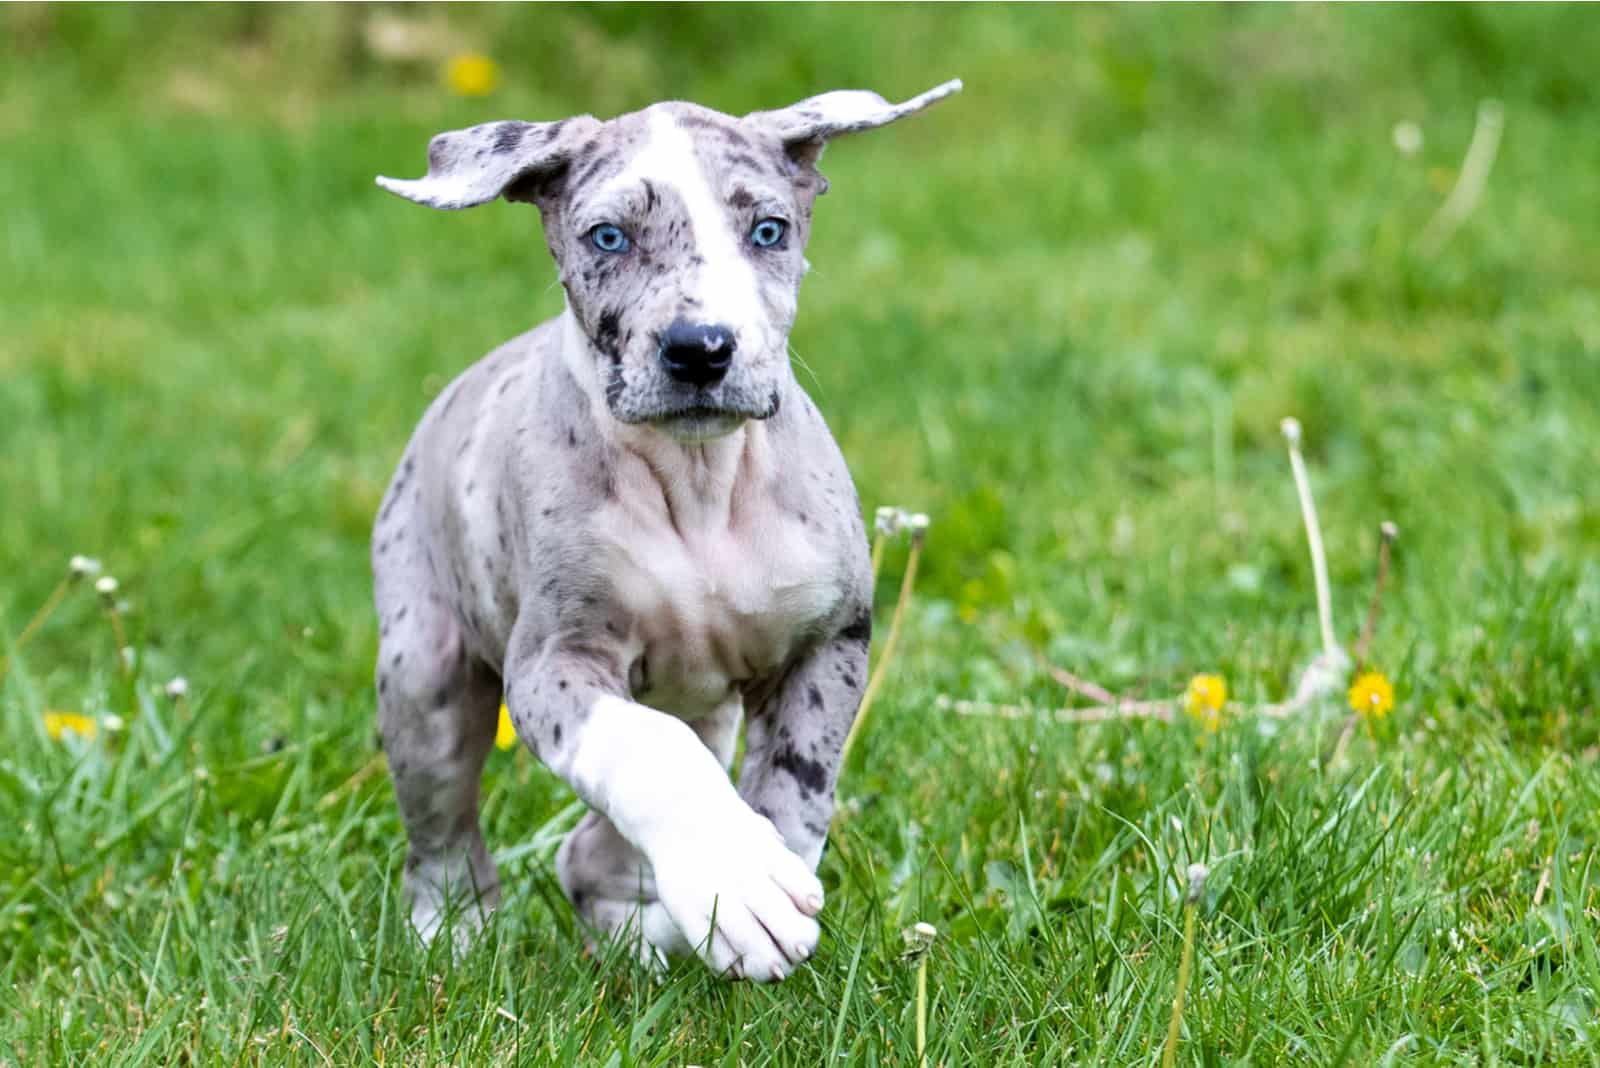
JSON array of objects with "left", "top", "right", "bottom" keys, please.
[{"left": 372, "top": 80, "right": 959, "bottom": 981}]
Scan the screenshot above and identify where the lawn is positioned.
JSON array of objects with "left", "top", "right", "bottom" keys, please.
[{"left": 3, "top": 5, "right": 1598, "bottom": 1064}]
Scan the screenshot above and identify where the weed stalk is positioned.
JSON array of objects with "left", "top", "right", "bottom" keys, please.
[
  {"left": 842, "top": 516, "right": 927, "bottom": 764},
  {"left": 1162, "top": 864, "right": 1207, "bottom": 1068}
]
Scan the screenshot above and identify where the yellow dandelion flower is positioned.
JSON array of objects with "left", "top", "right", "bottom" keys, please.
[
  {"left": 1348, "top": 671, "right": 1395, "bottom": 720},
  {"left": 44, "top": 711, "right": 98, "bottom": 741},
  {"left": 445, "top": 53, "right": 499, "bottom": 98},
  {"left": 1184, "top": 673, "right": 1227, "bottom": 732},
  {"left": 495, "top": 702, "right": 517, "bottom": 750}
]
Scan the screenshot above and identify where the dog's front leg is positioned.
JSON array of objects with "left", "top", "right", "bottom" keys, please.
[
  {"left": 738, "top": 616, "right": 871, "bottom": 870},
  {"left": 504, "top": 641, "right": 825, "bottom": 982}
]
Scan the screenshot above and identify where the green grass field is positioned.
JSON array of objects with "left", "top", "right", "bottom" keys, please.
[{"left": 4, "top": 5, "right": 1598, "bottom": 1064}]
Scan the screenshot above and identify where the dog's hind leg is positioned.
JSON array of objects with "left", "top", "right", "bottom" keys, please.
[
  {"left": 374, "top": 518, "right": 502, "bottom": 950},
  {"left": 555, "top": 698, "right": 742, "bottom": 967}
]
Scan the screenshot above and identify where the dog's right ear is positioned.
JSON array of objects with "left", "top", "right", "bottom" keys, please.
[{"left": 376, "top": 116, "right": 600, "bottom": 210}]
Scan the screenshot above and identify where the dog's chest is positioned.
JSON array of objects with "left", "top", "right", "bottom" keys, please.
[{"left": 598, "top": 506, "right": 837, "bottom": 716}]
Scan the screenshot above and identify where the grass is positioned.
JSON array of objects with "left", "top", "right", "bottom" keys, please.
[{"left": 3, "top": 4, "right": 1599, "bottom": 1063}]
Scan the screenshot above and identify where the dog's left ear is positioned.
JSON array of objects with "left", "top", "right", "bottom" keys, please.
[
  {"left": 744, "top": 78, "right": 962, "bottom": 167},
  {"left": 376, "top": 116, "right": 601, "bottom": 210}
]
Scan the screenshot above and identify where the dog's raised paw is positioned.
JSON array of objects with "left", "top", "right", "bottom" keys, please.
[{"left": 651, "top": 814, "right": 824, "bottom": 982}]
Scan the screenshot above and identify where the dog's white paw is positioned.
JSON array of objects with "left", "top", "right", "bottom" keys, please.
[{"left": 651, "top": 814, "right": 824, "bottom": 982}]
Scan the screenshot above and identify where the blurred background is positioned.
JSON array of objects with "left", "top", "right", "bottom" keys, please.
[
  {"left": 5, "top": 4, "right": 1595, "bottom": 736},
  {"left": 5, "top": 4, "right": 1599, "bottom": 733},
  {"left": 4, "top": 6, "right": 1599, "bottom": 1059}
]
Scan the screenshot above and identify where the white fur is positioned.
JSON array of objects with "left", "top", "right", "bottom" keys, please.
[
  {"left": 602, "top": 110, "right": 767, "bottom": 349},
  {"left": 565, "top": 695, "right": 824, "bottom": 979}
]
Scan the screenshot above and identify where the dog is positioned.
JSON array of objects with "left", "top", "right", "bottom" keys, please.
[{"left": 371, "top": 79, "right": 960, "bottom": 982}]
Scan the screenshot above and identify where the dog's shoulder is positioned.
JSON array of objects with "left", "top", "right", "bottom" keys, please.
[{"left": 762, "top": 383, "right": 873, "bottom": 610}]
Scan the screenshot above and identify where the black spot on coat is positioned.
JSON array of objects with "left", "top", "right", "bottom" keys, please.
[
  {"left": 773, "top": 746, "right": 830, "bottom": 797},
  {"left": 841, "top": 610, "right": 872, "bottom": 645},
  {"left": 492, "top": 122, "right": 525, "bottom": 154}
]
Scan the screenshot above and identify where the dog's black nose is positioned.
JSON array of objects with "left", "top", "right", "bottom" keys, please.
[{"left": 659, "top": 320, "right": 736, "bottom": 387}]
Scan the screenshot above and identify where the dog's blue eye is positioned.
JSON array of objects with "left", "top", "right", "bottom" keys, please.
[
  {"left": 750, "top": 218, "right": 786, "bottom": 248},
  {"left": 589, "top": 224, "right": 630, "bottom": 253}
]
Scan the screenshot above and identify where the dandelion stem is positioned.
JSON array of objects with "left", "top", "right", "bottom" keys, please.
[
  {"left": 939, "top": 693, "right": 1329, "bottom": 724},
  {"left": 1417, "top": 99, "right": 1505, "bottom": 256},
  {"left": 1164, "top": 901, "right": 1203, "bottom": 1068},
  {"left": 939, "top": 694, "right": 1176, "bottom": 723},
  {"left": 1282, "top": 419, "right": 1339, "bottom": 659},
  {"left": 869, "top": 528, "right": 888, "bottom": 587},
  {"left": 105, "top": 603, "right": 132, "bottom": 677},
  {"left": 1038, "top": 659, "right": 1121, "bottom": 706},
  {"left": 1354, "top": 522, "right": 1398, "bottom": 673},
  {"left": 1161, "top": 889, "right": 1202, "bottom": 1068},
  {"left": 842, "top": 529, "right": 924, "bottom": 764},
  {"left": 916, "top": 951, "right": 929, "bottom": 1068},
  {"left": 0, "top": 575, "right": 73, "bottom": 685}
]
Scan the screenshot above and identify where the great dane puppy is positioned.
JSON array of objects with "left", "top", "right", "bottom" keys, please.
[{"left": 372, "top": 79, "right": 960, "bottom": 981}]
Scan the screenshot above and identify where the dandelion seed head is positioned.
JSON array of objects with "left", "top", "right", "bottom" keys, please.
[
  {"left": 165, "top": 677, "right": 190, "bottom": 700},
  {"left": 1185, "top": 863, "right": 1209, "bottom": 904},
  {"left": 1391, "top": 120, "right": 1424, "bottom": 157},
  {"left": 95, "top": 576, "right": 119, "bottom": 598},
  {"left": 902, "top": 921, "right": 939, "bottom": 957},
  {"left": 1279, "top": 417, "right": 1302, "bottom": 447},
  {"left": 69, "top": 555, "right": 102, "bottom": 578}
]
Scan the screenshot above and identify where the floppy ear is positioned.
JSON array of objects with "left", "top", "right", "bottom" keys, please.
[
  {"left": 376, "top": 116, "right": 600, "bottom": 210},
  {"left": 744, "top": 78, "right": 961, "bottom": 164}
]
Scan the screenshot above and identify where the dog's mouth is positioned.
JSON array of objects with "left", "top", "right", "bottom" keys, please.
[
  {"left": 649, "top": 407, "right": 747, "bottom": 442},
  {"left": 613, "top": 385, "right": 781, "bottom": 428},
  {"left": 642, "top": 394, "right": 780, "bottom": 441}
]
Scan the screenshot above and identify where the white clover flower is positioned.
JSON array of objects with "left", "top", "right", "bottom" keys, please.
[
  {"left": 70, "top": 555, "right": 102, "bottom": 578},
  {"left": 102, "top": 714, "right": 126, "bottom": 733}
]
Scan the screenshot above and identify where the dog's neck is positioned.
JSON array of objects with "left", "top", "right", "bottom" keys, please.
[{"left": 558, "top": 309, "right": 773, "bottom": 533}]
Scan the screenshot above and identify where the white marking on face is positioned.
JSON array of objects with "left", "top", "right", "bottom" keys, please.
[{"left": 602, "top": 109, "right": 766, "bottom": 342}]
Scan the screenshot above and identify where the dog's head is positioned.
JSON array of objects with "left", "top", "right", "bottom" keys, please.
[{"left": 379, "top": 80, "right": 960, "bottom": 441}]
